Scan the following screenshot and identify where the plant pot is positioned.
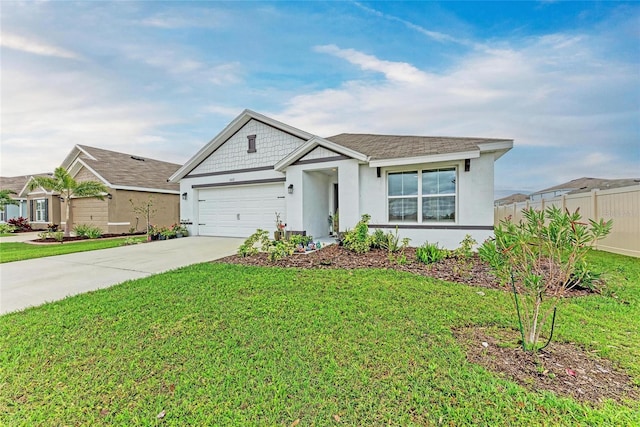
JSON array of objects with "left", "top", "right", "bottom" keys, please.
[{"left": 274, "top": 231, "right": 282, "bottom": 241}]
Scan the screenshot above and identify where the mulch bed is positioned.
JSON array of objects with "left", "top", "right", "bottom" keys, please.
[
  {"left": 218, "top": 243, "right": 638, "bottom": 405},
  {"left": 454, "top": 326, "right": 639, "bottom": 405}
]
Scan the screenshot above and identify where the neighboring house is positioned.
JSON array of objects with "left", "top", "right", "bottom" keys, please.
[
  {"left": 529, "top": 177, "right": 640, "bottom": 201},
  {"left": 494, "top": 193, "right": 529, "bottom": 206},
  {"left": 24, "top": 145, "right": 181, "bottom": 232},
  {"left": 170, "top": 110, "right": 513, "bottom": 248},
  {"left": 0, "top": 174, "right": 50, "bottom": 223}
]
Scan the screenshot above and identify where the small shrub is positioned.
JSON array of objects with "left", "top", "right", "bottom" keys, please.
[
  {"left": 39, "top": 231, "right": 64, "bottom": 242},
  {"left": 371, "top": 229, "right": 386, "bottom": 249},
  {"left": 343, "top": 214, "right": 372, "bottom": 254},
  {"left": 453, "top": 234, "right": 477, "bottom": 259},
  {"left": 0, "top": 223, "right": 17, "bottom": 234},
  {"left": 416, "top": 242, "right": 448, "bottom": 264},
  {"left": 74, "top": 224, "right": 103, "bottom": 239},
  {"left": 8, "top": 217, "right": 32, "bottom": 231},
  {"left": 268, "top": 239, "right": 295, "bottom": 262},
  {"left": 238, "top": 229, "right": 270, "bottom": 257},
  {"left": 288, "top": 234, "right": 312, "bottom": 247}
]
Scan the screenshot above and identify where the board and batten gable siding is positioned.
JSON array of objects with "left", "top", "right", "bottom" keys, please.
[
  {"left": 298, "top": 146, "right": 343, "bottom": 162},
  {"left": 189, "top": 119, "right": 306, "bottom": 176}
]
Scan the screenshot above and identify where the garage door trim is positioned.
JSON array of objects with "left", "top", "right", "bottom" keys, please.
[{"left": 193, "top": 177, "right": 285, "bottom": 189}]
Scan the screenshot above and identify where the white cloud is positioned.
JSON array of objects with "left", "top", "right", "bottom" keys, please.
[{"left": 0, "top": 32, "right": 81, "bottom": 60}]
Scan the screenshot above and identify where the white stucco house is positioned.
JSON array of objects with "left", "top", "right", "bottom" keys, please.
[{"left": 169, "top": 110, "right": 513, "bottom": 248}]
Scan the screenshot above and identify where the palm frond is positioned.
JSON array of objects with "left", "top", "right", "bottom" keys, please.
[{"left": 74, "top": 181, "right": 109, "bottom": 199}]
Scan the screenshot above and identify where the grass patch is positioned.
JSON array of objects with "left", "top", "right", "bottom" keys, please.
[
  {"left": 0, "top": 237, "right": 146, "bottom": 263},
  {"left": 0, "top": 251, "right": 638, "bottom": 425}
]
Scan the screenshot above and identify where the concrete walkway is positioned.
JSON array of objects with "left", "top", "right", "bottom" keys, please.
[{"left": 0, "top": 236, "right": 243, "bottom": 315}]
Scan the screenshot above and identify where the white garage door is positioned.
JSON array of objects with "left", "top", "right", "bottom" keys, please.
[{"left": 197, "top": 183, "right": 286, "bottom": 237}]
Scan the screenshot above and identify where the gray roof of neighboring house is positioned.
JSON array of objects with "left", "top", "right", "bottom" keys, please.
[
  {"left": 531, "top": 177, "right": 640, "bottom": 197},
  {"left": 0, "top": 173, "right": 52, "bottom": 195},
  {"left": 494, "top": 193, "right": 530, "bottom": 206},
  {"left": 325, "top": 133, "right": 513, "bottom": 160},
  {"left": 74, "top": 145, "right": 181, "bottom": 192}
]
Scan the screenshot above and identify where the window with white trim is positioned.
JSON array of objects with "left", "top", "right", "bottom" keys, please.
[
  {"left": 387, "top": 168, "right": 456, "bottom": 223},
  {"left": 35, "top": 199, "right": 48, "bottom": 222}
]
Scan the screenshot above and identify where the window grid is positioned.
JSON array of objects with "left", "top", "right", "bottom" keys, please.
[{"left": 387, "top": 168, "right": 457, "bottom": 223}]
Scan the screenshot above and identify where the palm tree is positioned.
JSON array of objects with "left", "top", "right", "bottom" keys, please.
[
  {"left": 28, "top": 167, "right": 109, "bottom": 237},
  {"left": 0, "top": 189, "right": 20, "bottom": 212}
]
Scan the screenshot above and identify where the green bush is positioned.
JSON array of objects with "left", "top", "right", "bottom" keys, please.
[
  {"left": 268, "top": 239, "right": 295, "bottom": 262},
  {"left": 343, "top": 214, "right": 372, "bottom": 254},
  {"left": 237, "top": 229, "right": 270, "bottom": 257},
  {"left": 478, "top": 206, "right": 612, "bottom": 352},
  {"left": 416, "top": 242, "right": 448, "bottom": 264},
  {"left": 73, "top": 224, "right": 103, "bottom": 239},
  {"left": 288, "top": 234, "right": 313, "bottom": 247},
  {"left": 0, "top": 223, "right": 17, "bottom": 234}
]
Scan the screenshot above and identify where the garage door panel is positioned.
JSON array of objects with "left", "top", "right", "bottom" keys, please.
[{"left": 198, "top": 184, "right": 285, "bottom": 237}]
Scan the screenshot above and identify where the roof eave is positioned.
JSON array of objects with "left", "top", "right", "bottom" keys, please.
[
  {"left": 478, "top": 140, "right": 514, "bottom": 160},
  {"left": 368, "top": 150, "right": 480, "bottom": 168}
]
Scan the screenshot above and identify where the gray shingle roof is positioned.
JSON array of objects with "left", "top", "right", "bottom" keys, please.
[
  {"left": 76, "top": 145, "right": 180, "bottom": 192},
  {"left": 325, "top": 134, "right": 512, "bottom": 160},
  {"left": 0, "top": 173, "right": 52, "bottom": 195}
]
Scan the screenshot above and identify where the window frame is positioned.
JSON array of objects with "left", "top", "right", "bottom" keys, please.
[
  {"left": 386, "top": 166, "right": 458, "bottom": 224},
  {"left": 35, "top": 198, "right": 48, "bottom": 222}
]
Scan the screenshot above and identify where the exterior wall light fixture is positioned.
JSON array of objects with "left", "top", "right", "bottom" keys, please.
[{"left": 288, "top": 184, "right": 294, "bottom": 194}]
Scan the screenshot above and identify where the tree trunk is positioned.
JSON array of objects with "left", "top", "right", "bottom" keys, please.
[{"left": 64, "top": 196, "right": 71, "bottom": 237}]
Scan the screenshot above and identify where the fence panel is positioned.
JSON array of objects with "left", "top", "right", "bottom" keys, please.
[{"left": 495, "top": 185, "right": 640, "bottom": 258}]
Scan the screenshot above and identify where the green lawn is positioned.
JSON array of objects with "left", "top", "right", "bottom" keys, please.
[
  {"left": 0, "top": 251, "right": 638, "bottom": 425},
  {"left": 0, "top": 237, "right": 146, "bottom": 263}
]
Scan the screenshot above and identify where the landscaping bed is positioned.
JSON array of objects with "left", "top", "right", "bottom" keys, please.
[
  {"left": 218, "top": 244, "right": 636, "bottom": 406},
  {"left": 218, "top": 244, "right": 595, "bottom": 297}
]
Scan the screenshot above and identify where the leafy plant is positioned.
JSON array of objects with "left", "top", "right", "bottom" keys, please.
[
  {"left": 238, "top": 229, "right": 270, "bottom": 257},
  {"left": 288, "top": 234, "right": 312, "bottom": 247},
  {"left": 7, "top": 217, "right": 32, "bottom": 231},
  {"left": 416, "top": 242, "right": 449, "bottom": 264},
  {"left": 73, "top": 224, "right": 103, "bottom": 239},
  {"left": 478, "top": 206, "right": 613, "bottom": 352},
  {"left": 38, "top": 230, "right": 64, "bottom": 242},
  {"left": 0, "top": 223, "right": 17, "bottom": 234},
  {"left": 454, "top": 234, "right": 477, "bottom": 259},
  {"left": 267, "top": 239, "right": 295, "bottom": 262},
  {"left": 370, "top": 229, "right": 386, "bottom": 249},
  {"left": 121, "top": 237, "right": 142, "bottom": 246},
  {"left": 343, "top": 214, "right": 372, "bottom": 254}
]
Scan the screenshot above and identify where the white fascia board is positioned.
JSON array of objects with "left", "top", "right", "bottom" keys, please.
[
  {"left": 169, "top": 109, "right": 315, "bottom": 182},
  {"left": 111, "top": 185, "right": 180, "bottom": 194},
  {"left": 478, "top": 140, "right": 514, "bottom": 160},
  {"left": 61, "top": 145, "right": 97, "bottom": 170},
  {"left": 368, "top": 150, "right": 480, "bottom": 168},
  {"left": 274, "top": 136, "right": 368, "bottom": 172}
]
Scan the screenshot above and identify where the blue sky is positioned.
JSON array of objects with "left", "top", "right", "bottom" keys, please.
[{"left": 2, "top": 1, "right": 638, "bottom": 197}]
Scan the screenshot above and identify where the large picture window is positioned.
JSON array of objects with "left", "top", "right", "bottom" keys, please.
[{"left": 387, "top": 168, "right": 456, "bottom": 223}]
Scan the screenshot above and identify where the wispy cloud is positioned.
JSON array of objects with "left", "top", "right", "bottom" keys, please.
[
  {"left": 138, "top": 9, "right": 229, "bottom": 29},
  {"left": 0, "top": 32, "right": 81, "bottom": 60},
  {"left": 353, "top": 1, "right": 478, "bottom": 48}
]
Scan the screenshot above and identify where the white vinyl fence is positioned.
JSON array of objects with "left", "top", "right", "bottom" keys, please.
[{"left": 495, "top": 185, "right": 640, "bottom": 258}]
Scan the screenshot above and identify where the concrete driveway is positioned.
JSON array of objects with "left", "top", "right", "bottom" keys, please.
[{"left": 0, "top": 236, "right": 243, "bottom": 315}]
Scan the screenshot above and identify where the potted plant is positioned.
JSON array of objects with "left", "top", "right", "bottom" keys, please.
[
  {"left": 161, "top": 227, "right": 177, "bottom": 240},
  {"left": 148, "top": 224, "right": 160, "bottom": 241},
  {"left": 332, "top": 209, "right": 339, "bottom": 235},
  {"left": 274, "top": 212, "right": 286, "bottom": 241},
  {"left": 172, "top": 223, "right": 189, "bottom": 238}
]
